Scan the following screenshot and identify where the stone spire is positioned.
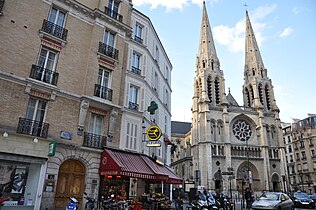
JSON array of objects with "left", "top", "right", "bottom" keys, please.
[
  {"left": 244, "top": 10, "right": 265, "bottom": 77},
  {"left": 197, "top": 1, "right": 220, "bottom": 72}
]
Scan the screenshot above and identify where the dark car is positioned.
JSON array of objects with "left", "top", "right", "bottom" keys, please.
[{"left": 291, "top": 192, "right": 315, "bottom": 209}]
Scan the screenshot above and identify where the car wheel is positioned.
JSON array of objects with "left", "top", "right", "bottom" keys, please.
[{"left": 308, "top": 203, "right": 314, "bottom": 209}]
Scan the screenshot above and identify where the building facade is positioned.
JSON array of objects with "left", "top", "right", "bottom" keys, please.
[
  {"left": 172, "top": 2, "right": 287, "bottom": 195},
  {"left": 0, "top": 0, "right": 132, "bottom": 209},
  {"left": 283, "top": 115, "right": 316, "bottom": 193}
]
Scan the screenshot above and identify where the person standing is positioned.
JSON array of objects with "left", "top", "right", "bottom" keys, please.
[{"left": 245, "top": 188, "right": 252, "bottom": 209}]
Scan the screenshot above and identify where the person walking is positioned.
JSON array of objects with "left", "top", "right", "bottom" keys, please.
[{"left": 244, "top": 188, "right": 252, "bottom": 209}]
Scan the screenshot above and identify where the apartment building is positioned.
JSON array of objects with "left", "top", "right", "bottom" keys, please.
[
  {"left": 283, "top": 115, "right": 316, "bottom": 193},
  {"left": 0, "top": 0, "right": 132, "bottom": 209}
]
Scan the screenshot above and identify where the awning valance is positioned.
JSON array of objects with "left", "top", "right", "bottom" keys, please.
[{"left": 100, "top": 148, "right": 182, "bottom": 184}]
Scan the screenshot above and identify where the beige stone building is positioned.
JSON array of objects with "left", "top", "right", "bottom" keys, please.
[
  {"left": 171, "top": 2, "right": 287, "bottom": 195},
  {"left": 283, "top": 115, "right": 316, "bottom": 193},
  {"left": 0, "top": 0, "right": 132, "bottom": 209}
]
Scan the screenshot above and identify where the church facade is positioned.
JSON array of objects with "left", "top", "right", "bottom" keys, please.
[{"left": 188, "top": 2, "right": 288, "bottom": 193}]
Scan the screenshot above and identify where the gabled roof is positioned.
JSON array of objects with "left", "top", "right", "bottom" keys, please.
[
  {"left": 171, "top": 121, "right": 191, "bottom": 135},
  {"left": 226, "top": 91, "right": 239, "bottom": 106}
]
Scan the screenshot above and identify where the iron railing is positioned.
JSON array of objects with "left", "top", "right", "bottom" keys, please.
[
  {"left": 94, "top": 84, "right": 113, "bottom": 101},
  {"left": 30, "top": 64, "right": 59, "bottom": 86},
  {"left": 98, "top": 42, "right": 119, "bottom": 60},
  {"left": 17, "top": 118, "right": 49, "bottom": 138},
  {"left": 134, "top": 35, "right": 143, "bottom": 44},
  {"left": 131, "top": 66, "right": 141, "bottom": 75},
  {"left": 104, "top": 6, "right": 122, "bottom": 22},
  {"left": 128, "top": 101, "right": 139, "bottom": 111},
  {"left": 83, "top": 132, "right": 107, "bottom": 149},
  {"left": 41, "top": 19, "right": 68, "bottom": 41}
]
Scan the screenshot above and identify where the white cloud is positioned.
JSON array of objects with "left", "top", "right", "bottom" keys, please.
[
  {"left": 213, "top": 5, "right": 276, "bottom": 53},
  {"left": 132, "top": 0, "right": 219, "bottom": 11},
  {"left": 280, "top": 27, "right": 293, "bottom": 38}
]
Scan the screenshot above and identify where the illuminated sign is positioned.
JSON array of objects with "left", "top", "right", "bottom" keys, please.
[{"left": 146, "top": 126, "right": 162, "bottom": 141}]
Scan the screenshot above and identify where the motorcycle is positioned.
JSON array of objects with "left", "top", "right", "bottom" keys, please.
[
  {"left": 101, "top": 194, "right": 115, "bottom": 210},
  {"left": 66, "top": 197, "right": 78, "bottom": 210},
  {"left": 84, "top": 192, "right": 97, "bottom": 210}
]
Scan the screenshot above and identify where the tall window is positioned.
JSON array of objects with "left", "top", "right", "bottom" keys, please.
[
  {"left": 155, "top": 46, "right": 159, "bottom": 63},
  {"left": 104, "top": 30, "right": 115, "bottom": 47},
  {"left": 128, "top": 85, "right": 139, "bottom": 110},
  {"left": 134, "top": 23, "right": 143, "bottom": 43},
  {"left": 26, "top": 98, "right": 47, "bottom": 123},
  {"left": 49, "top": 8, "right": 66, "bottom": 27},
  {"left": 126, "top": 122, "right": 137, "bottom": 150},
  {"left": 107, "top": 0, "right": 119, "bottom": 18},
  {"left": 154, "top": 72, "right": 158, "bottom": 91},
  {"left": 89, "top": 113, "right": 103, "bottom": 135},
  {"left": 97, "top": 68, "right": 111, "bottom": 88},
  {"left": 36, "top": 48, "right": 58, "bottom": 83},
  {"left": 132, "top": 52, "right": 141, "bottom": 75}
]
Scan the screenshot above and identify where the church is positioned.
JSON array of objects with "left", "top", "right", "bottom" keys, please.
[{"left": 171, "top": 2, "right": 288, "bottom": 194}]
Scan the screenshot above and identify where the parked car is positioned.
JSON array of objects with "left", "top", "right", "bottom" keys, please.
[
  {"left": 291, "top": 192, "right": 315, "bottom": 209},
  {"left": 309, "top": 193, "right": 316, "bottom": 202},
  {"left": 252, "top": 192, "right": 294, "bottom": 210}
]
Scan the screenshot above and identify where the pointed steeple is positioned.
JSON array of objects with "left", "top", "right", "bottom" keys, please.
[
  {"left": 244, "top": 10, "right": 265, "bottom": 76},
  {"left": 197, "top": 1, "right": 220, "bottom": 72}
]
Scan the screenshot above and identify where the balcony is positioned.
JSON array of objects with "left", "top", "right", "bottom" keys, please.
[
  {"left": 128, "top": 101, "right": 139, "bottom": 111},
  {"left": 30, "top": 65, "right": 59, "bottom": 86},
  {"left": 98, "top": 42, "right": 119, "bottom": 60},
  {"left": 17, "top": 118, "right": 49, "bottom": 138},
  {"left": 134, "top": 35, "right": 143, "bottom": 44},
  {"left": 83, "top": 132, "right": 107, "bottom": 149},
  {"left": 104, "top": 6, "right": 122, "bottom": 22},
  {"left": 131, "top": 66, "right": 141, "bottom": 75},
  {"left": 41, "top": 19, "right": 68, "bottom": 41},
  {"left": 94, "top": 84, "right": 113, "bottom": 101}
]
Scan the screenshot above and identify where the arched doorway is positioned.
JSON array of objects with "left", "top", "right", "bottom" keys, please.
[
  {"left": 236, "top": 162, "right": 260, "bottom": 191},
  {"left": 55, "top": 159, "right": 85, "bottom": 209},
  {"left": 271, "top": 173, "right": 280, "bottom": 192},
  {"left": 213, "top": 170, "right": 223, "bottom": 193}
]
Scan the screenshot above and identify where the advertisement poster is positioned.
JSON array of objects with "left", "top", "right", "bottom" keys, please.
[{"left": 0, "top": 164, "right": 28, "bottom": 194}]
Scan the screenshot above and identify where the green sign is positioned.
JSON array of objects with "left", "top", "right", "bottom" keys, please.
[
  {"left": 48, "top": 141, "right": 56, "bottom": 157},
  {"left": 147, "top": 101, "right": 158, "bottom": 115}
]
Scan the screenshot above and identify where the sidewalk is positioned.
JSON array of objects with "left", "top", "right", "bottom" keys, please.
[{"left": 181, "top": 200, "right": 247, "bottom": 210}]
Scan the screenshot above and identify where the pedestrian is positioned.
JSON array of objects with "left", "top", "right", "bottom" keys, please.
[{"left": 244, "top": 188, "right": 252, "bottom": 209}]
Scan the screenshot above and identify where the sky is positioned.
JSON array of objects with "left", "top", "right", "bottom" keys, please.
[{"left": 132, "top": 0, "right": 316, "bottom": 124}]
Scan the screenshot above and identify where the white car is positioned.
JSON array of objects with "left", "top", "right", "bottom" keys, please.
[{"left": 252, "top": 192, "right": 294, "bottom": 210}]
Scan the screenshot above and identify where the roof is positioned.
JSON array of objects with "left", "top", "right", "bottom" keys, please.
[
  {"left": 171, "top": 121, "right": 191, "bottom": 135},
  {"left": 226, "top": 91, "right": 239, "bottom": 106}
]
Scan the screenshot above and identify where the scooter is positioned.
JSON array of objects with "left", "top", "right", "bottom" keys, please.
[
  {"left": 101, "top": 194, "right": 115, "bottom": 210},
  {"left": 84, "top": 192, "right": 97, "bottom": 210},
  {"left": 66, "top": 197, "right": 78, "bottom": 210}
]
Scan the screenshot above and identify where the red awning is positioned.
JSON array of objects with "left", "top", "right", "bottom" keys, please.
[
  {"left": 100, "top": 148, "right": 156, "bottom": 179},
  {"left": 100, "top": 148, "right": 182, "bottom": 184}
]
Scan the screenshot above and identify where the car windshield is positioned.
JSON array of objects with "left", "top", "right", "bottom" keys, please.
[
  {"left": 260, "top": 193, "right": 279, "bottom": 200},
  {"left": 295, "top": 193, "right": 309, "bottom": 199}
]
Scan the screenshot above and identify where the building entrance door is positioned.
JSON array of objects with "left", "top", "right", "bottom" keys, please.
[{"left": 54, "top": 159, "right": 85, "bottom": 209}]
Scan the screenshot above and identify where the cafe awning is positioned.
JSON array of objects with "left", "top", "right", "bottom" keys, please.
[{"left": 100, "top": 148, "right": 182, "bottom": 184}]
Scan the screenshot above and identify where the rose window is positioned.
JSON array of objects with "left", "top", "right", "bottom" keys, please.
[{"left": 232, "top": 120, "right": 252, "bottom": 141}]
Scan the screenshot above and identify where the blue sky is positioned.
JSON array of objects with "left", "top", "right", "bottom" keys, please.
[{"left": 133, "top": 0, "right": 316, "bottom": 123}]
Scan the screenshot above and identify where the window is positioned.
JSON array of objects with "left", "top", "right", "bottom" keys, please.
[
  {"left": 288, "top": 145, "right": 292, "bottom": 153},
  {"left": 302, "top": 151, "right": 306, "bottom": 160},
  {"left": 49, "top": 8, "right": 66, "bottom": 27},
  {"left": 26, "top": 98, "right": 47, "bottom": 123},
  {"left": 296, "top": 153, "right": 300, "bottom": 160},
  {"left": 104, "top": 30, "right": 115, "bottom": 48},
  {"left": 165, "top": 66, "right": 169, "bottom": 81},
  {"left": 297, "top": 164, "right": 301, "bottom": 171},
  {"left": 36, "top": 48, "right": 58, "bottom": 84},
  {"left": 46, "top": 8, "right": 67, "bottom": 39},
  {"left": 134, "top": 23, "right": 143, "bottom": 43},
  {"left": 89, "top": 113, "right": 103, "bottom": 135},
  {"left": 128, "top": 85, "right": 139, "bottom": 110},
  {"left": 164, "top": 116, "right": 168, "bottom": 134},
  {"left": 107, "top": 0, "right": 119, "bottom": 19},
  {"left": 125, "top": 122, "right": 137, "bottom": 150},
  {"left": 290, "top": 155, "right": 293, "bottom": 162},
  {"left": 300, "top": 141, "right": 305, "bottom": 148},
  {"left": 131, "top": 52, "right": 141, "bottom": 75},
  {"left": 155, "top": 46, "right": 159, "bottom": 63},
  {"left": 303, "top": 163, "right": 308, "bottom": 171},
  {"left": 95, "top": 68, "right": 112, "bottom": 100},
  {"left": 312, "top": 150, "right": 315, "bottom": 158},
  {"left": 314, "top": 162, "right": 316, "bottom": 170},
  {"left": 288, "top": 135, "right": 291, "bottom": 143}
]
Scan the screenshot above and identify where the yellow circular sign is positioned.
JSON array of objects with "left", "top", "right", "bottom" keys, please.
[{"left": 146, "top": 126, "right": 162, "bottom": 141}]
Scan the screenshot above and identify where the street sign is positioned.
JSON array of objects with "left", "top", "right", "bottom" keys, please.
[
  {"left": 146, "top": 125, "right": 162, "bottom": 141},
  {"left": 221, "top": 172, "right": 234, "bottom": 175}
]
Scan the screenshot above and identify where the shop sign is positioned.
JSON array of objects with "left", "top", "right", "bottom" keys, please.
[
  {"left": 48, "top": 141, "right": 56, "bottom": 157},
  {"left": 146, "top": 125, "right": 162, "bottom": 141},
  {"left": 146, "top": 141, "right": 161, "bottom": 147}
]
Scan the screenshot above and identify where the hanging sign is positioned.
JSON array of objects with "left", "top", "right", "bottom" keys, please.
[
  {"left": 48, "top": 141, "right": 56, "bottom": 157},
  {"left": 146, "top": 126, "right": 162, "bottom": 141}
]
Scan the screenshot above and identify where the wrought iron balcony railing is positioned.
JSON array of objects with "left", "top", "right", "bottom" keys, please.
[
  {"left": 134, "top": 35, "right": 143, "bottom": 44},
  {"left": 131, "top": 66, "right": 141, "bottom": 75},
  {"left": 41, "top": 19, "right": 68, "bottom": 41},
  {"left": 83, "top": 132, "right": 107, "bottom": 149},
  {"left": 17, "top": 117, "right": 49, "bottom": 138},
  {"left": 104, "top": 6, "right": 123, "bottom": 22},
  {"left": 98, "top": 42, "right": 119, "bottom": 60},
  {"left": 30, "top": 64, "right": 59, "bottom": 86},
  {"left": 94, "top": 84, "right": 113, "bottom": 101},
  {"left": 128, "top": 101, "right": 139, "bottom": 111}
]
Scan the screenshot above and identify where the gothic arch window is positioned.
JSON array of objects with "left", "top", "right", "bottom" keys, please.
[
  {"left": 265, "top": 84, "right": 271, "bottom": 110},
  {"left": 258, "top": 83, "right": 264, "bottom": 105},
  {"left": 250, "top": 86, "right": 254, "bottom": 101},
  {"left": 260, "top": 68, "right": 263, "bottom": 78},
  {"left": 217, "top": 120, "right": 223, "bottom": 142},
  {"left": 245, "top": 88, "right": 251, "bottom": 107},
  {"left": 232, "top": 119, "right": 253, "bottom": 141},
  {"left": 210, "top": 120, "right": 216, "bottom": 141},
  {"left": 203, "top": 59, "right": 206, "bottom": 68},
  {"left": 252, "top": 68, "right": 255, "bottom": 76},
  {"left": 214, "top": 78, "right": 220, "bottom": 104},
  {"left": 211, "top": 59, "right": 214, "bottom": 70},
  {"left": 207, "top": 76, "right": 212, "bottom": 103}
]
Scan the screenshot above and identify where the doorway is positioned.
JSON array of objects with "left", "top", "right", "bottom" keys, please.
[{"left": 54, "top": 159, "right": 85, "bottom": 209}]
